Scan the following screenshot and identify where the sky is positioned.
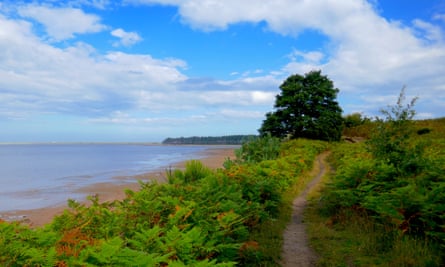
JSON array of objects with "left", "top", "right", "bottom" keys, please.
[{"left": 0, "top": 0, "right": 444, "bottom": 142}]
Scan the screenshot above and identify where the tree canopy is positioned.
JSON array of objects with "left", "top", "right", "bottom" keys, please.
[{"left": 259, "top": 70, "right": 343, "bottom": 141}]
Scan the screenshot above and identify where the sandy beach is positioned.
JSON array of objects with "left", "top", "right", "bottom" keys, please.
[{"left": 0, "top": 147, "right": 236, "bottom": 228}]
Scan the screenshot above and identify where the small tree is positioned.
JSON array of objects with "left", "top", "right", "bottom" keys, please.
[
  {"left": 259, "top": 70, "right": 343, "bottom": 141},
  {"left": 366, "top": 87, "right": 422, "bottom": 174}
]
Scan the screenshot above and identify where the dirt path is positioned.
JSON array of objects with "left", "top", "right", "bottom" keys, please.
[{"left": 281, "top": 151, "right": 330, "bottom": 267}]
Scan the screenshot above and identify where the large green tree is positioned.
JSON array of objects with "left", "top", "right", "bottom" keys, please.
[{"left": 259, "top": 70, "right": 343, "bottom": 141}]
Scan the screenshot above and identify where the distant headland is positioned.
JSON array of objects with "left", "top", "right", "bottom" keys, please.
[{"left": 162, "top": 135, "right": 258, "bottom": 145}]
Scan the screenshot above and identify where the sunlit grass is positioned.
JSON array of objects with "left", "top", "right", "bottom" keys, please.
[
  {"left": 306, "top": 202, "right": 442, "bottom": 266},
  {"left": 305, "top": 141, "right": 443, "bottom": 266}
]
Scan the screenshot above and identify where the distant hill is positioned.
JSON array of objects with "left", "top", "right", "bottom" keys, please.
[{"left": 162, "top": 135, "right": 258, "bottom": 145}]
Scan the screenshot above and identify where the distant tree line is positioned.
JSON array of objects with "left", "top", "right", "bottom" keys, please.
[{"left": 162, "top": 135, "right": 258, "bottom": 145}]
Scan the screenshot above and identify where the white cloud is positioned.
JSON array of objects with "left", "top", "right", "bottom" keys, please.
[
  {"left": 1, "top": 0, "right": 445, "bottom": 141},
  {"left": 132, "top": 0, "right": 375, "bottom": 35},
  {"left": 251, "top": 91, "right": 275, "bottom": 105},
  {"left": 289, "top": 50, "right": 325, "bottom": 64},
  {"left": 433, "top": 13, "right": 445, "bottom": 22},
  {"left": 0, "top": 13, "right": 187, "bottom": 118},
  {"left": 129, "top": 0, "right": 445, "bottom": 118},
  {"left": 70, "top": 0, "right": 111, "bottom": 9},
  {"left": 219, "top": 109, "right": 264, "bottom": 119},
  {"left": 111, "top": 28, "right": 142, "bottom": 47},
  {"left": 283, "top": 50, "right": 326, "bottom": 76},
  {"left": 197, "top": 90, "right": 275, "bottom": 106},
  {"left": 0, "top": 10, "right": 274, "bottom": 128},
  {"left": 412, "top": 19, "right": 444, "bottom": 42},
  {"left": 124, "top": 0, "right": 182, "bottom": 5},
  {"left": 89, "top": 111, "right": 203, "bottom": 125},
  {"left": 18, "top": 4, "right": 106, "bottom": 41}
]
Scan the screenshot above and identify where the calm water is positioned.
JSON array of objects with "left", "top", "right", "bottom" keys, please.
[{"left": 0, "top": 144, "right": 211, "bottom": 211}]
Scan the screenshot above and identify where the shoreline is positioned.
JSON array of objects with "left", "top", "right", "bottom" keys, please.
[{"left": 0, "top": 147, "right": 236, "bottom": 228}]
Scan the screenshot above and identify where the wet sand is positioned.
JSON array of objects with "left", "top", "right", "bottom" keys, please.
[{"left": 0, "top": 147, "right": 236, "bottom": 228}]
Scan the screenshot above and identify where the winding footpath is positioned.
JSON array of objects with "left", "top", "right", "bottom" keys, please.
[{"left": 281, "top": 151, "right": 330, "bottom": 267}]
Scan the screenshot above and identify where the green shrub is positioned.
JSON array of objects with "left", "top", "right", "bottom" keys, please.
[
  {"left": 235, "top": 134, "right": 281, "bottom": 163},
  {"left": 312, "top": 89, "right": 445, "bottom": 265},
  {"left": 343, "top": 112, "right": 371, "bottom": 128},
  {"left": 0, "top": 138, "right": 327, "bottom": 266},
  {"left": 167, "top": 160, "right": 212, "bottom": 184}
]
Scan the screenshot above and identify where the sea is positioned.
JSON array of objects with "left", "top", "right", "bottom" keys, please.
[{"left": 0, "top": 143, "right": 222, "bottom": 212}]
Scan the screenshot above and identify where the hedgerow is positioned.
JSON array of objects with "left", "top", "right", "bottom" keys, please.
[{"left": 0, "top": 138, "right": 327, "bottom": 266}]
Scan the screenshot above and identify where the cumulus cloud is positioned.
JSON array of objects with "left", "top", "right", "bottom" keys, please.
[
  {"left": 0, "top": 13, "right": 187, "bottom": 119},
  {"left": 0, "top": 8, "right": 273, "bottom": 128},
  {"left": 18, "top": 4, "right": 106, "bottom": 41},
  {"left": 412, "top": 19, "right": 444, "bottom": 42},
  {"left": 1, "top": 0, "right": 445, "bottom": 141},
  {"left": 129, "top": 0, "right": 374, "bottom": 34},
  {"left": 132, "top": 0, "right": 445, "bottom": 117},
  {"left": 111, "top": 28, "right": 142, "bottom": 47}
]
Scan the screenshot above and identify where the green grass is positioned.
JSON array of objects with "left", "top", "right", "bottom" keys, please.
[
  {"left": 305, "top": 118, "right": 445, "bottom": 267},
  {"left": 305, "top": 129, "right": 444, "bottom": 266},
  {"left": 306, "top": 203, "right": 442, "bottom": 267}
]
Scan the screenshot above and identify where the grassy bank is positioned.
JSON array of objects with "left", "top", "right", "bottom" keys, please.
[
  {"left": 3, "top": 117, "right": 443, "bottom": 266},
  {"left": 0, "top": 138, "right": 327, "bottom": 266},
  {"left": 305, "top": 117, "right": 445, "bottom": 266}
]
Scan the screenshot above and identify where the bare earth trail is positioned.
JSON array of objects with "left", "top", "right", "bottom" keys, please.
[{"left": 281, "top": 151, "right": 330, "bottom": 267}]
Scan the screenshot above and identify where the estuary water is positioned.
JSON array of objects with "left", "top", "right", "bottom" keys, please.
[{"left": 0, "top": 144, "right": 212, "bottom": 212}]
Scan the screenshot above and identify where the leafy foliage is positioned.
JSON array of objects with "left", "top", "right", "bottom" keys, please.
[
  {"left": 259, "top": 70, "right": 343, "bottom": 141},
  {"left": 233, "top": 134, "right": 281, "bottom": 164},
  {"left": 0, "top": 137, "right": 327, "bottom": 266},
  {"left": 314, "top": 90, "right": 445, "bottom": 265},
  {"left": 366, "top": 87, "right": 423, "bottom": 175},
  {"left": 343, "top": 112, "right": 370, "bottom": 128}
]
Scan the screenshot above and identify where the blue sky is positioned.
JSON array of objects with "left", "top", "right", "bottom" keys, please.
[{"left": 0, "top": 0, "right": 444, "bottom": 142}]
